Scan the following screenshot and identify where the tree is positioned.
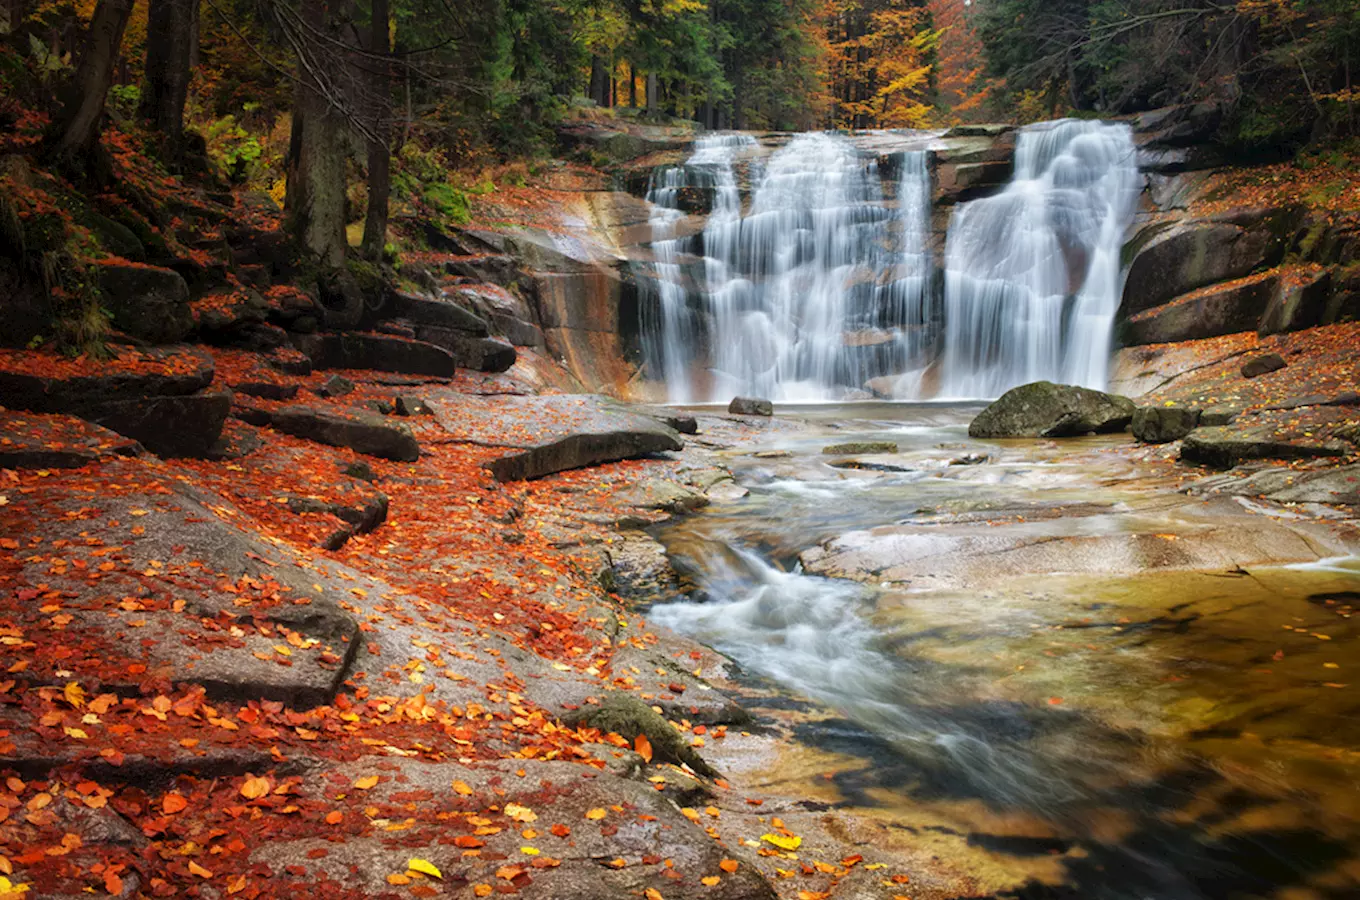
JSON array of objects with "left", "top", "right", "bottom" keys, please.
[
  {"left": 44, "top": 0, "right": 135, "bottom": 177},
  {"left": 141, "top": 0, "right": 199, "bottom": 158},
  {"left": 360, "top": 0, "right": 392, "bottom": 260}
]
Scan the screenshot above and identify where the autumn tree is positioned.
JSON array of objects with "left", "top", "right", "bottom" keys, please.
[
  {"left": 822, "top": 0, "right": 937, "bottom": 129},
  {"left": 44, "top": 0, "right": 136, "bottom": 177}
]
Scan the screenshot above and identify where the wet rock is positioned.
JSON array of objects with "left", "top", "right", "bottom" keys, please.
[
  {"left": 560, "top": 693, "right": 718, "bottom": 777},
  {"left": 191, "top": 288, "right": 268, "bottom": 337},
  {"left": 97, "top": 262, "right": 193, "bottom": 343},
  {"left": 315, "top": 373, "right": 355, "bottom": 397},
  {"left": 395, "top": 292, "right": 489, "bottom": 335},
  {"left": 362, "top": 398, "right": 394, "bottom": 415},
  {"left": 822, "top": 441, "right": 898, "bottom": 455},
  {"left": 269, "top": 405, "right": 420, "bottom": 461},
  {"left": 394, "top": 395, "right": 431, "bottom": 416},
  {"left": 1200, "top": 407, "right": 1240, "bottom": 426},
  {"left": 1131, "top": 406, "right": 1202, "bottom": 443},
  {"left": 1180, "top": 425, "right": 1349, "bottom": 468},
  {"left": 1190, "top": 464, "right": 1360, "bottom": 505},
  {"left": 968, "top": 381, "right": 1136, "bottom": 438},
  {"left": 707, "top": 481, "right": 750, "bottom": 502},
  {"left": 293, "top": 332, "right": 456, "bottom": 377},
  {"left": 204, "top": 419, "right": 265, "bottom": 460},
  {"left": 728, "top": 396, "right": 773, "bottom": 416},
  {"left": 626, "top": 478, "right": 710, "bottom": 514},
  {"left": 267, "top": 347, "right": 312, "bottom": 375},
  {"left": 1121, "top": 273, "right": 1278, "bottom": 345},
  {"left": 948, "top": 452, "right": 990, "bottom": 466},
  {"left": 229, "top": 380, "right": 297, "bottom": 401},
  {"left": 1258, "top": 267, "right": 1333, "bottom": 335},
  {"left": 411, "top": 324, "right": 517, "bottom": 372},
  {"left": 1121, "top": 219, "right": 1277, "bottom": 317},
  {"left": 1241, "top": 352, "right": 1287, "bottom": 378},
  {"left": 432, "top": 394, "right": 683, "bottom": 481},
  {"left": 0, "top": 410, "right": 142, "bottom": 468},
  {"left": 0, "top": 346, "right": 214, "bottom": 412},
  {"left": 73, "top": 391, "right": 230, "bottom": 458}
]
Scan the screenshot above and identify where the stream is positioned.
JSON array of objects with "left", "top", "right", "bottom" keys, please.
[{"left": 649, "top": 403, "right": 1360, "bottom": 900}]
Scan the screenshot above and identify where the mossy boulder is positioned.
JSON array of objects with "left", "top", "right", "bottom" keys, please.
[
  {"left": 97, "top": 262, "right": 193, "bottom": 343},
  {"left": 1131, "top": 406, "right": 1201, "bottom": 443},
  {"left": 560, "top": 693, "right": 718, "bottom": 778},
  {"left": 969, "top": 381, "right": 1136, "bottom": 438}
]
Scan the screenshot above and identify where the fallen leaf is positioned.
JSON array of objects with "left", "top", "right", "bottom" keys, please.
[
  {"left": 162, "top": 793, "right": 188, "bottom": 815},
  {"left": 585, "top": 807, "right": 607, "bottom": 820},
  {"left": 353, "top": 775, "right": 380, "bottom": 790},
  {"left": 407, "top": 858, "right": 442, "bottom": 879},
  {"left": 761, "top": 833, "right": 802, "bottom": 851},
  {"left": 719, "top": 859, "right": 739, "bottom": 873},
  {"left": 187, "top": 861, "right": 213, "bottom": 879},
  {"left": 240, "top": 776, "right": 270, "bottom": 800},
  {"left": 635, "top": 734, "right": 653, "bottom": 762}
]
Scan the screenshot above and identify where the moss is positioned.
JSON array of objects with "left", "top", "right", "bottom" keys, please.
[
  {"left": 560, "top": 693, "right": 719, "bottom": 778},
  {"left": 1297, "top": 219, "right": 1329, "bottom": 260}
]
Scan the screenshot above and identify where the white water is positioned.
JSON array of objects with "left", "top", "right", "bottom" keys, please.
[
  {"left": 939, "top": 120, "right": 1140, "bottom": 398},
  {"left": 642, "top": 121, "right": 1139, "bottom": 402}
]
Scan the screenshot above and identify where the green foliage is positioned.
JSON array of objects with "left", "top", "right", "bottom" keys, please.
[
  {"left": 108, "top": 83, "right": 140, "bottom": 119},
  {"left": 392, "top": 143, "right": 475, "bottom": 224},
  {"left": 203, "top": 115, "right": 263, "bottom": 182}
]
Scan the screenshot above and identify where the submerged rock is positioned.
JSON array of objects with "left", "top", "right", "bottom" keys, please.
[
  {"left": 728, "top": 396, "right": 773, "bottom": 416},
  {"left": 822, "top": 441, "right": 898, "bottom": 455},
  {"left": 968, "top": 381, "right": 1136, "bottom": 438},
  {"left": 1132, "top": 406, "right": 1201, "bottom": 443}
]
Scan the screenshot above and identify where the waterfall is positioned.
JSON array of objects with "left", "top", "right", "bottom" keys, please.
[{"left": 939, "top": 119, "right": 1140, "bottom": 398}]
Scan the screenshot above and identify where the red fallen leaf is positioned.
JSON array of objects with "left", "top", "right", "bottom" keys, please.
[
  {"left": 162, "top": 793, "right": 188, "bottom": 814},
  {"left": 549, "top": 824, "right": 570, "bottom": 838},
  {"left": 455, "top": 835, "right": 485, "bottom": 848},
  {"left": 104, "top": 870, "right": 124, "bottom": 894}
]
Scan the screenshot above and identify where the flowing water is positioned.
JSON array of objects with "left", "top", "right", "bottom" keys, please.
[
  {"left": 641, "top": 120, "right": 1138, "bottom": 403},
  {"left": 650, "top": 405, "right": 1360, "bottom": 899}
]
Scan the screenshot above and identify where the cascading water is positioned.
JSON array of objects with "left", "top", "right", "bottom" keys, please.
[
  {"left": 642, "top": 133, "right": 934, "bottom": 403},
  {"left": 939, "top": 119, "right": 1140, "bottom": 398}
]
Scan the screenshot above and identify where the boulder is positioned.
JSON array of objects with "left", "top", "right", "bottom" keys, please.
[
  {"left": 1120, "top": 273, "right": 1277, "bottom": 345},
  {"left": 823, "top": 441, "right": 899, "bottom": 455},
  {"left": 293, "top": 332, "right": 456, "bottom": 377},
  {"left": 394, "top": 395, "right": 431, "bottom": 417},
  {"left": 396, "top": 293, "right": 489, "bottom": 335},
  {"left": 430, "top": 394, "right": 683, "bottom": 482},
  {"left": 0, "top": 346, "right": 215, "bottom": 412},
  {"left": 0, "top": 410, "right": 141, "bottom": 468},
  {"left": 1131, "top": 406, "right": 1201, "bottom": 443},
  {"left": 230, "top": 380, "right": 297, "bottom": 401},
  {"left": 411, "top": 325, "right": 517, "bottom": 372},
  {"left": 1241, "top": 352, "right": 1286, "bottom": 379},
  {"left": 191, "top": 289, "right": 268, "bottom": 337},
  {"left": 97, "top": 262, "right": 193, "bottom": 343},
  {"left": 559, "top": 693, "right": 718, "bottom": 777},
  {"left": 728, "top": 396, "right": 773, "bottom": 416},
  {"left": 1121, "top": 220, "right": 1275, "bottom": 318},
  {"left": 72, "top": 391, "right": 231, "bottom": 458},
  {"left": 1258, "top": 268, "right": 1333, "bottom": 335},
  {"left": 315, "top": 374, "right": 355, "bottom": 397},
  {"left": 1180, "top": 425, "right": 1349, "bottom": 468},
  {"left": 487, "top": 311, "right": 544, "bottom": 347},
  {"left": 269, "top": 405, "right": 420, "bottom": 461},
  {"left": 968, "top": 382, "right": 1136, "bottom": 438}
]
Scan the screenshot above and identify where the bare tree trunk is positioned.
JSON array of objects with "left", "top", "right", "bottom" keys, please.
[
  {"left": 45, "top": 0, "right": 134, "bottom": 176},
  {"left": 590, "top": 55, "right": 608, "bottom": 107},
  {"left": 629, "top": 62, "right": 637, "bottom": 108},
  {"left": 285, "top": 0, "right": 348, "bottom": 268},
  {"left": 140, "top": 0, "right": 197, "bottom": 157},
  {"left": 360, "top": 0, "right": 391, "bottom": 260},
  {"left": 646, "top": 73, "right": 657, "bottom": 114}
]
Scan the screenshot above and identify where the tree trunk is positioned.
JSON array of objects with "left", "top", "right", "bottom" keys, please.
[
  {"left": 360, "top": 0, "right": 391, "bottom": 261},
  {"left": 45, "top": 0, "right": 134, "bottom": 175},
  {"left": 629, "top": 63, "right": 637, "bottom": 108},
  {"left": 285, "top": 0, "right": 348, "bottom": 269},
  {"left": 590, "top": 55, "right": 608, "bottom": 107},
  {"left": 140, "top": 0, "right": 197, "bottom": 155},
  {"left": 646, "top": 73, "right": 657, "bottom": 114}
]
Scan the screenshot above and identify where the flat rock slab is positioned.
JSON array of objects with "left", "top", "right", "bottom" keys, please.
[
  {"left": 293, "top": 331, "right": 457, "bottom": 377},
  {"left": 412, "top": 324, "right": 517, "bottom": 372},
  {"left": 269, "top": 404, "right": 420, "bottom": 461},
  {"left": 431, "top": 393, "right": 683, "bottom": 481},
  {"left": 73, "top": 390, "right": 231, "bottom": 458},
  {"left": 1189, "top": 464, "right": 1360, "bottom": 505},
  {"left": 1180, "top": 425, "right": 1350, "bottom": 468},
  {"left": 0, "top": 346, "right": 215, "bottom": 412},
  {"left": 0, "top": 410, "right": 142, "bottom": 468}
]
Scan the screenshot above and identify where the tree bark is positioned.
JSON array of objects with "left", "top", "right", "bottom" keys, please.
[
  {"left": 628, "top": 62, "right": 637, "bottom": 108},
  {"left": 45, "top": 0, "right": 134, "bottom": 175},
  {"left": 140, "top": 0, "right": 197, "bottom": 155},
  {"left": 285, "top": 0, "right": 348, "bottom": 269},
  {"left": 360, "top": 0, "right": 391, "bottom": 261},
  {"left": 646, "top": 73, "right": 657, "bottom": 114},
  {"left": 590, "top": 54, "right": 608, "bottom": 107}
]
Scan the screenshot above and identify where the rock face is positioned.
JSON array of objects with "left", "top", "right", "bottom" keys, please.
[
  {"left": 1180, "top": 425, "right": 1349, "bottom": 468},
  {"left": 98, "top": 262, "right": 193, "bottom": 343},
  {"left": 1242, "top": 352, "right": 1287, "bottom": 378},
  {"left": 74, "top": 391, "right": 231, "bottom": 458},
  {"left": 1258, "top": 268, "right": 1333, "bottom": 335},
  {"left": 429, "top": 394, "right": 683, "bottom": 481},
  {"left": 1190, "top": 464, "right": 1360, "bottom": 505},
  {"left": 268, "top": 405, "right": 421, "bottom": 461},
  {"left": 968, "top": 382, "right": 1136, "bottom": 438},
  {"left": 1121, "top": 273, "right": 1278, "bottom": 345},
  {"left": 396, "top": 293, "right": 489, "bottom": 335},
  {"left": 1121, "top": 219, "right": 1276, "bottom": 317},
  {"left": 293, "top": 332, "right": 456, "bottom": 377},
  {"left": 411, "top": 325, "right": 517, "bottom": 372},
  {"left": 1131, "top": 406, "right": 1201, "bottom": 443},
  {"left": 728, "top": 397, "right": 773, "bottom": 416}
]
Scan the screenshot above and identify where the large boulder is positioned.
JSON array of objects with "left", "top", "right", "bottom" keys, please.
[
  {"left": 1120, "top": 272, "right": 1278, "bottom": 345},
  {"left": 1120, "top": 220, "right": 1276, "bottom": 318},
  {"left": 269, "top": 405, "right": 420, "bottom": 461},
  {"left": 1131, "top": 406, "right": 1201, "bottom": 443},
  {"left": 1258, "top": 267, "right": 1333, "bottom": 335},
  {"left": 293, "top": 332, "right": 456, "bottom": 377},
  {"left": 968, "top": 381, "right": 1136, "bottom": 438},
  {"left": 73, "top": 390, "right": 231, "bottom": 458},
  {"left": 728, "top": 396, "right": 773, "bottom": 416},
  {"left": 97, "top": 262, "right": 193, "bottom": 343}
]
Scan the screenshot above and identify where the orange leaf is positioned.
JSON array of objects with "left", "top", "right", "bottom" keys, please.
[
  {"left": 353, "top": 775, "right": 380, "bottom": 790},
  {"left": 634, "top": 734, "right": 653, "bottom": 763},
  {"left": 550, "top": 823, "right": 570, "bottom": 837},
  {"left": 162, "top": 793, "right": 188, "bottom": 815},
  {"left": 473, "top": 885, "right": 492, "bottom": 898},
  {"left": 240, "top": 776, "right": 270, "bottom": 800},
  {"left": 585, "top": 807, "right": 606, "bottom": 820},
  {"left": 719, "top": 859, "right": 739, "bottom": 873},
  {"left": 454, "top": 835, "right": 484, "bottom": 849},
  {"left": 325, "top": 811, "right": 343, "bottom": 825},
  {"left": 187, "top": 861, "right": 213, "bottom": 879}
]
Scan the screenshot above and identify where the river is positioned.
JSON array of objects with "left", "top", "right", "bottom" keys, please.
[{"left": 648, "top": 403, "right": 1360, "bottom": 900}]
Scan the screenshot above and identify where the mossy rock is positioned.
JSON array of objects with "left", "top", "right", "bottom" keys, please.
[
  {"left": 83, "top": 211, "right": 145, "bottom": 261},
  {"left": 560, "top": 693, "right": 718, "bottom": 778}
]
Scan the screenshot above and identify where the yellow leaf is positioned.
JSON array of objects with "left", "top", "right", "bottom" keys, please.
[
  {"left": 585, "top": 807, "right": 607, "bottom": 820},
  {"left": 353, "top": 775, "right": 380, "bottom": 790},
  {"left": 473, "top": 885, "right": 493, "bottom": 898},
  {"left": 64, "top": 727, "right": 89, "bottom": 740},
  {"left": 645, "top": 890, "right": 664, "bottom": 900},
  {"left": 0, "top": 876, "right": 28, "bottom": 894},
  {"left": 761, "top": 833, "right": 802, "bottom": 851},
  {"left": 505, "top": 802, "right": 536, "bottom": 822},
  {"left": 520, "top": 846, "right": 540, "bottom": 856},
  {"left": 63, "top": 682, "right": 86, "bottom": 709},
  {"left": 453, "top": 780, "right": 474, "bottom": 796},
  {"left": 240, "top": 776, "right": 271, "bottom": 800},
  {"left": 386, "top": 873, "right": 411, "bottom": 885},
  {"left": 407, "top": 858, "right": 441, "bottom": 879},
  {"left": 701, "top": 875, "right": 721, "bottom": 886}
]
